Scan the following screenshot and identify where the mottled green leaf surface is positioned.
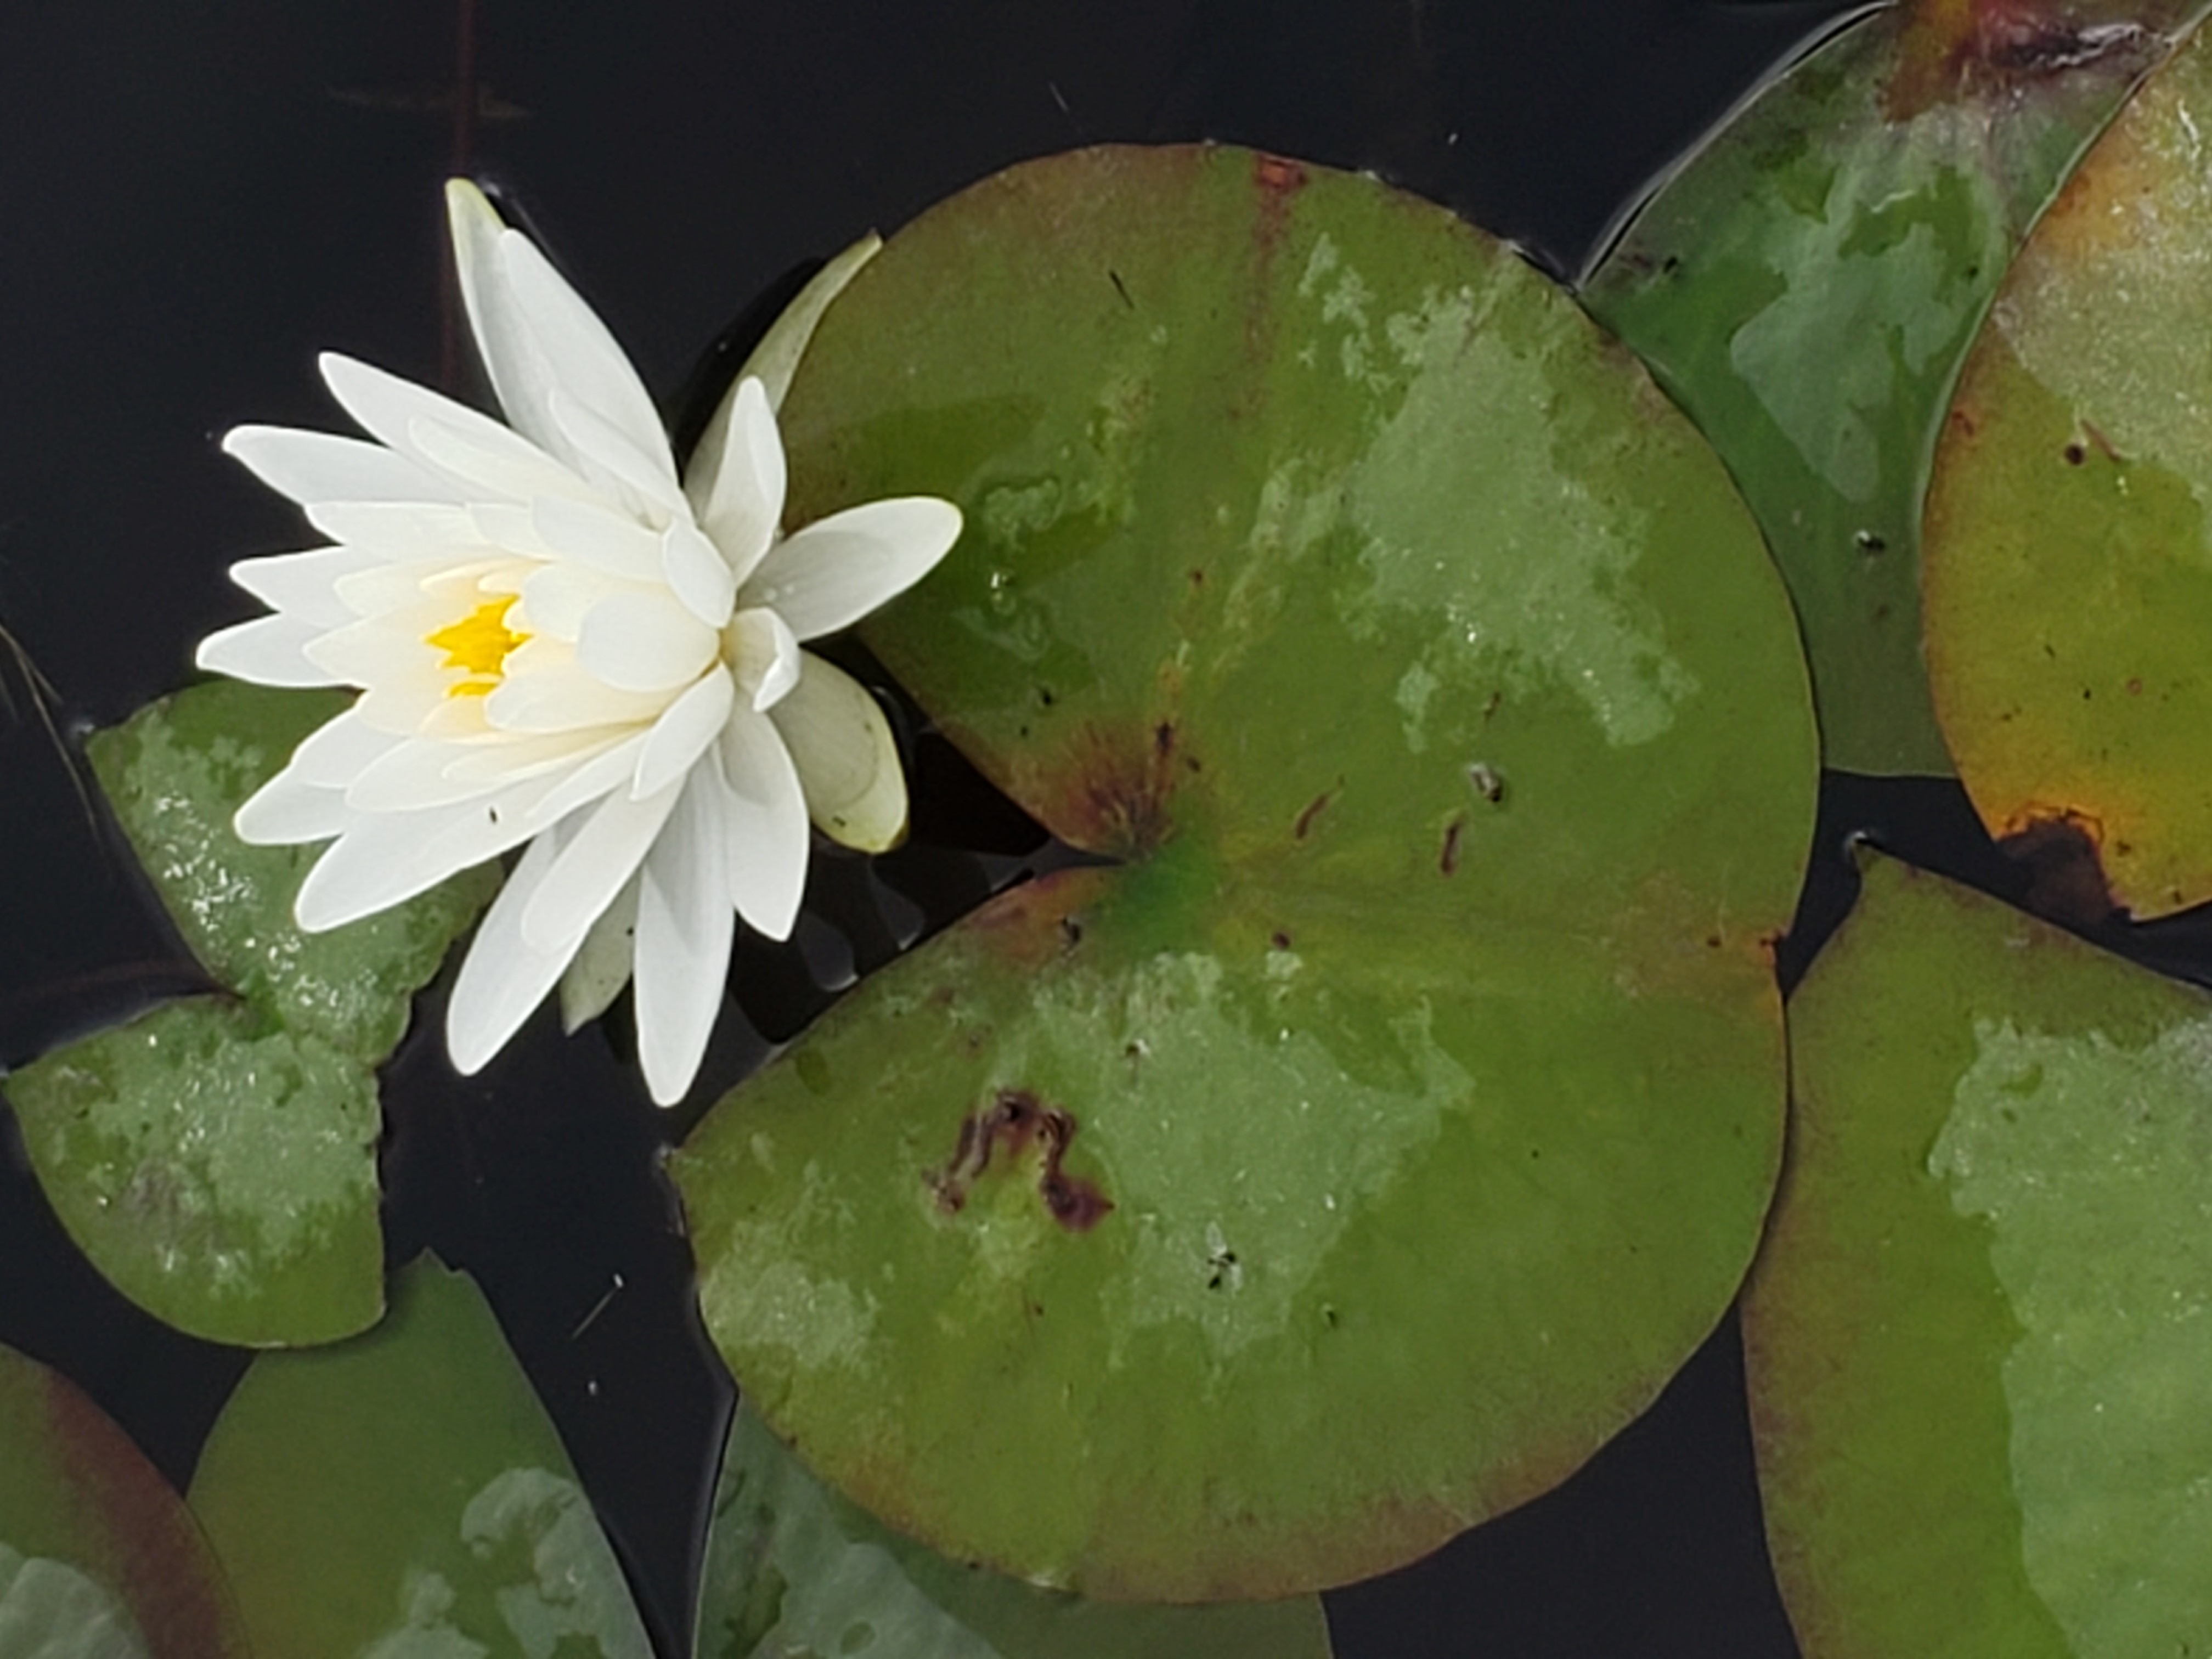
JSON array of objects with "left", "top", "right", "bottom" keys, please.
[
  {"left": 1748, "top": 853, "right": 2212, "bottom": 1656},
  {"left": 1583, "top": 0, "right": 2208, "bottom": 775},
  {"left": 678, "top": 145, "right": 1817, "bottom": 1599},
  {"left": 697, "top": 1405, "right": 1334, "bottom": 1659},
  {"left": 0, "top": 1342, "right": 249, "bottom": 1659},
  {"left": 189, "top": 1256, "right": 650, "bottom": 1659},
  {"left": 1925, "top": 19, "right": 2212, "bottom": 916},
  {"left": 2, "top": 680, "right": 494, "bottom": 1345}
]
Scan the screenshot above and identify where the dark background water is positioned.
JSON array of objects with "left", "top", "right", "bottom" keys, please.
[{"left": 0, "top": 2, "right": 1988, "bottom": 1654}]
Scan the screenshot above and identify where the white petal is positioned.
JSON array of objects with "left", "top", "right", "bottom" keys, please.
[
  {"left": 739, "top": 498, "right": 962, "bottom": 640},
  {"left": 440, "top": 726, "right": 627, "bottom": 787},
  {"left": 356, "top": 672, "right": 448, "bottom": 734},
  {"left": 344, "top": 737, "right": 502, "bottom": 813},
  {"left": 516, "top": 561, "right": 630, "bottom": 641},
  {"left": 531, "top": 494, "right": 665, "bottom": 583},
  {"left": 733, "top": 233, "right": 881, "bottom": 411},
  {"left": 662, "top": 518, "right": 737, "bottom": 628},
  {"left": 634, "top": 770, "right": 736, "bottom": 1105},
  {"left": 234, "top": 766, "right": 351, "bottom": 845},
  {"left": 686, "top": 377, "right": 785, "bottom": 589},
  {"left": 222, "top": 425, "right": 460, "bottom": 507},
  {"left": 725, "top": 607, "right": 801, "bottom": 712},
  {"left": 520, "top": 781, "right": 682, "bottom": 951},
  {"left": 549, "top": 391, "right": 687, "bottom": 523},
  {"left": 447, "top": 179, "right": 577, "bottom": 470},
  {"left": 445, "top": 822, "right": 590, "bottom": 1075},
  {"left": 319, "top": 351, "right": 583, "bottom": 505},
  {"left": 559, "top": 874, "right": 639, "bottom": 1033},
  {"left": 714, "top": 706, "right": 808, "bottom": 940},
  {"left": 293, "top": 775, "right": 560, "bottom": 930},
  {"left": 287, "top": 708, "right": 405, "bottom": 785},
  {"left": 303, "top": 609, "right": 439, "bottom": 687},
  {"left": 533, "top": 732, "right": 650, "bottom": 821},
  {"left": 633, "top": 665, "right": 733, "bottom": 800},
  {"left": 576, "top": 592, "right": 718, "bottom": 693},
  {"left": 196, "top": 613, "right": 346, "bottom": 688},
  {"left": 307, "top": 502, "right": 493, "bottom": 564},
  {"left": 497, "top": 225, "right": 680, "bottom": 500},
  {"left": 486, "top": 664, "right": 668, "bottom": 734},
  {"left": 768, "top": 651, "right": 909, "bottom": 852},
  {"left": 229, "top": 546, "right": 385, "bottom": 629}
]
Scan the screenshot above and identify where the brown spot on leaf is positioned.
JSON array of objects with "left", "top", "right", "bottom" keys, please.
[
  {"left": 932, "top": 1088, "right": 1113, "bottom": 1233},
  {"left": 1440, "top": 816, "right": 1465, "bottom": 876},
  {"left": 1887, "top": 0, "right": 2154, "bottom": 121},
  {"left": 2000, "top": 809, "right": 2123, "bottom": 929},
  {"left": 1294, "top": 786, "right": 1337, "bottom": 840}
]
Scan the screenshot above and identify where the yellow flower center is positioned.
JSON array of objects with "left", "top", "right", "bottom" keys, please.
[{"left": 425, "top": 599, "right": 527, "bottom": 697}]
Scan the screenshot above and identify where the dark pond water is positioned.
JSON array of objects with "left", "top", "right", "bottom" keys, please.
[{"left": 13, "top": 2, "right": 2158, "bottom": 1654}]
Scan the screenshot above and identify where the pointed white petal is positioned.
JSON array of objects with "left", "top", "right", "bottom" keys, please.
[
  {"left": 714, "top": 706, "right": 808, "bottom": 940},
  {"left": 439, "top": 726, "right": 625, "bottom": 787},
  {"left": 234, "top": 765, "right": 351, "bottom": 845},
  {"left": 532, "top": 732, "right": 648, "bottom": 821},
  {"left": 293, "top": 774, "right": 560, "bottom": 931},
  {"left": 634, "top": 771, "right": 735, "bottom": 1105},
  {"left": 319, "top": 351, "right": 582, "bottom": 505},
  {"left": 343, "top": 737, "right": 505, "bottom": 813},
  {"left": 549, "top": 391, "right": 686, "bottom": 523},
  {"left": 286, "top": 708, "right": 404, "bottom": 786},
  {"left": 768, "top": 651, "right": 908, "bottom": 852},
  {"left": 725, "top": 606, "right": 801, "bottom": 712},
  {"left": 735, "top": 233, "right": 881, "bottom": 411},
  {"left": 306, "top": 501, "right": 491, "bottom": 564},
  {"left": 575, "top": 592, "right": 717, "bottom": 693},
  {"left": 740, "top": 498, "right": 962, "bottom": 640},
  {"left": 302, "top": 608, "right": 441, "bottom": 687},
  {"left": 196, "top": 613, "right": 346, "bottom": 688},
  {"left": 354, "top": 672, "right": 447, "bottom": 734},
  {"left": 558, "top": 874, "right": 638, "bottom": 1033},
  {"left": 516, "top": 561, "right": 630, "bottom": 641},
  {"left": 686, "top": 377, "right": 785, "bottom": 589},
  {"left": 228, "top": 546, "right": 385, "bottom": 629},
  {"left": 520, "top": 781, "right": 681, "bottom": 951},
  {"left": 631, "top": 665, "right": 732, "bottom": 800},
  {"left": 662, "top": 518, "right": 737, "bottom": 628},
  {"left": 496, "top": 226, "right": 680, "bottom": 499},
  {"left": 531, "top": 494, "right": 665, "bottom": 583},
  {"left": 222, "top": 425, "right": 461, "bottom": 506},
  {"left": 484, "top": 664, "right": 668, "bottom": 733},
  {"left": 448, "top": 179, "right": 577, "bottom": 470},
  {"left": 445, "top": 822, "right": 590, "bottom": 1075}
]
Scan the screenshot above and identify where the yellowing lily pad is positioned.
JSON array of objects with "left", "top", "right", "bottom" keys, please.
[
  {"left": 1748, "top": 852, "right": 2212, "bottom": 1655},
  {"left": 1924, "top": 16, "right": 2212, "bottom": 915},
  {"left": 0, "top": 1341, "right": 250, "bottom": 1659},
  {"left": 1584, "top": 0, "right": 2208, "bottom": 777},
  {"left": 189, "top": 1255, "right": 652, "bottom": 1658},
  {"left": 2, "top": 680, "right": 494, "bottom": 1345},
  {"left": 696, "top": 1404, "right": 1334, "bottom": 1658},
  {"left": 675, "top": 144, "right": 1817, "bottom": 1599}
]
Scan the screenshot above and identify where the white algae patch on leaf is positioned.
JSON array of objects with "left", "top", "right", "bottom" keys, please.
[
  {"left": 1931, "top": 1014, "right": 2212, "bottom": 1656},
  {"left": 0, "top": 1545, "right": 151, "bottom": 1659}
]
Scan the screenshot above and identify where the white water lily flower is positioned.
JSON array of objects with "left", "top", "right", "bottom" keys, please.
[{"left": 195, "top": 180, "right": 960, "bottom": 1104}]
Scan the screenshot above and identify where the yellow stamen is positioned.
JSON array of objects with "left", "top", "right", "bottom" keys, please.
[{"left": 425, "top": 598, "right": 527, "bottom": 697}]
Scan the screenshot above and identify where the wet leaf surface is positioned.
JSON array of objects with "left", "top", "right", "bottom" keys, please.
[
  {"left": 1748, "top": 852, "right": 2212, "bottom": 1655},
  {"left": 1925, "top": 15, "right": 2212, "bottom": 916},
  {"left": 676, "top": 144, "right": 1818, "bottom": 1600},
  {"left": 696, "top": 1403, "right": 1334, "bottom": 1659},
  {"left": 2, "top": 681, "right": 494, "bottom": 1346},
  {"left": 1583, "top": 0, "right": 2209, "bottom": 776},
  {"left": 0, "top": 1341, "right": 249, "bottom": 1659},
  {"left": 188, "top": 1255, "right": 652, "bottom": 1659}
]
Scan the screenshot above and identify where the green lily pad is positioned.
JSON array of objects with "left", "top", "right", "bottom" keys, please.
[
  {"left": 1923, "top": 16, "right": 2212, "bottom": 917},
  {"left": 675, "top": 144, "right": 1817, "bottom": 1599},
  {"left": 0, "top": 1341, "right": 250, "bottom": 1658},
  {"left": 2, "top": 680, "right": 494, "bottom": 1345},
  {"left": 697, "top": 1403, "right": 1334, "bottom": 1658},
  {"left": 1582, "top": 0, "right": 2208, "bottom": 777},
  {"left": 1748, "top": 851, "right": 2212, "bottom": 1655},
  {"left": 188, "top": 1255, "right": 651, "bottom": 1659}
]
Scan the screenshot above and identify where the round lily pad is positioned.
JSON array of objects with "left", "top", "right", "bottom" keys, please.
[
  {"left": 1584, "top": 0, "right": 2200, "bottom": 778},
  {"left": 0, "top": 1341, "right": 249, "bottom": 1658},
  {"left": 1923, "top": 16, "right": 2212, "bottom": 916},
  {"left": 675, "top": 144, "right": 1818, "bottom": 1600},
  {"left": 1748, "top": 851, "right": 2212, "bottom": 1654}
]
